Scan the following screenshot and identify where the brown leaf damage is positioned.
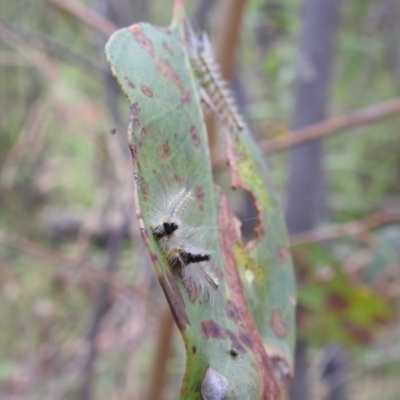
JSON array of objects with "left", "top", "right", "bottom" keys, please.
[
  {"left": 128, "top": 24, "right": 155, "bottom": 57},
  {"left": 218, "top": 194, "right": 282, "bottom": 399},
  {"left": 159, "top": 274, "right": 189, "bottom": 331},
  {"left": 155, "top": 58, "right": 185, "bottom": 94},
  {"left": 271, "top": 309, "right": 287, "bottom": 339}
]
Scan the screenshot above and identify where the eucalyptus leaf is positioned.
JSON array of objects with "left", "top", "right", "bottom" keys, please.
[{"left": 105, "top": 6, "right": 295, "bottom": 399}]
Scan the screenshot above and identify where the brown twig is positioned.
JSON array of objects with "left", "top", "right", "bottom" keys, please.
[
  {"left": 46, "top": 0, "right": 117, "bottom": 36},
  {"left": 173, "top": 0, "right": 186, "bottom": 23},
  {"left": 144, "top": 309, "right": 176, "bottom": 400},
  {"left": 0, "top": 21, "right": 100, "bottom": 73},
  {"left": 0, "top": 230, "right": 134, "bottom": 294},
  {"left": 207, "top": 0, "right": 248, "bottom": 161},
  {"left": 0, "top": 22, "right": 59, "bottom": 77},
  {"left": 261, "top": 97, "right": 400, "bottom": 154},
  {"left": 290, "top": 209, "right": 400, "bottom": 247},
  {"left": 79, "top": 222, "right": 127, "bottom": 400},
  {"left": 214, "top": 0, "right": 247, "bottom": 82},
  {"left": 0, "top": 95, "right": 51, "bottom": 188}
]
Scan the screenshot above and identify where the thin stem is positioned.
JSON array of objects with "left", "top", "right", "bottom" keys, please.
[
  {"left": 144, "top": 309, "right": 176, "bottom": 400},
  {"left": 46, "top": 0, "right": 117, "bottom": 36},
  {"left": 0, "top": 230, "right": 134, "bottom": 293},
  {"left": 207, "top": 0, "right": 248, "bottom": 162},
  {"left": 290, "top": 209, "right": 400, "bottom": 246},
  {"left": 262, "top": 97, "right": 400, "bottom": 154},
  {"left": 173, "top": 0, "right": 186, "bottom": 25}
]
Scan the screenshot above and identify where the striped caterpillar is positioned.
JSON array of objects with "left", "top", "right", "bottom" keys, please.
[
  {"left": 186, "top": 25, "right": 246, "bottom": 134},
  {"left": 148, "top": 183, "right": 219, "bottom": 303}
]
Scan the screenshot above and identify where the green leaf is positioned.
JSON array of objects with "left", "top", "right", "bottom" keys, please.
[
  {"left": 105, "top": 8, "right": 295, "bottom": 399},
  {"left": 294, "top": 244, "right": 394, "bottom": 346}
]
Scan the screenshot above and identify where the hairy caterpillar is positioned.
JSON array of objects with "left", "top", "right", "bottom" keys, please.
[
  {"left": 145, "top": 178, "right": 219, "bottom": 303},
  {"left": 150, "top": 187, "right": 193, "bottom": 241},
  {"left": 186, "top": 25, "right": 246, "bottom": 134}
]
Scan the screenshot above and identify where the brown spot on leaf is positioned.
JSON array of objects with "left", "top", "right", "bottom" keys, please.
[
  {"left": 326, "top": 293, "right": 349, "bottom": 312},
  {"left": 192, "top": 346, "right": 197, "bottom": 354},
  {"left": 162, "top": 41, "right": 174, "bottom": 56},
  {"left": 373, "top": 313, "right": 393, "bottom": 325},
  {"left": 225, "top": 300, "right": 240, "bottom": 322},
  {"left": 141, "top": 85, "right": 153, "bottom": 97},
  {"left": 201, "top": 320, "right": 224, "bottom": 339},
  {"left": 194, "top": 185, "right": 204, "bottom": 202},
  {"left": 277, "top": 246, "right": 289, "bottom": 263},
  {"left": 129, "top": 25, "right": 155, "bottom": 57},
  {"left": 192, "top": 185, "right": 205, "bottom": 208},
  {"left": 172, "top": 173, "right": 184, "bottom": 185},
  {"left": 271, "top": 309, "right": 287, "bottom": 338},
  {"left": 140, "top": 127, "right": 147, "bottom": 139},
  {"left": 141, "top": 181, "right": 149, "bottom": 201},
  {"left": 150, "top": 253, "right": 158, "bottom": 263},
  {"left": 124, "top": 76, "right": 135, "bottom": 89},
  {"left": 128, "top": 144, "right": 137, "bottom": 161},
  {"left": 130, "top": 102, "right": 141, "bottom": 116},
  {"left": 225, "top": 329, "right": 246, "bottom": 354},
  {"left": 343, "top": 322, "right": 372, "bottom": 345},
  {"left": 162, "top": 141, "right": 170, "bottom": 156},
  {"left": 155, "top": 58, "right": 184, "bottom": 94},
  {"left": 131, "top": 117, "right": 141, "bottom": 129},
  {"left": 239, "top": 333, "right": 253, "bottom": 349},
  {"left": 190, "top": 125, "right": 200, "bottom": 146}
]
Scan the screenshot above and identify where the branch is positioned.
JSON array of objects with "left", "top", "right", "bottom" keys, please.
[
  {"left": 144, "top": 309, "right": 175, "bottom": 400},
  {"left": 207, "top": 0, "right": 248, "bottom": 161},
  {"left": 79, "top": 222, "right": 126, "bottom": 400},
  {"left": 0, "top": 230, "right": 134, "bottom": 294},
  {"left": 173, "top": 0, "right": 186, "bottom": 23},
  {"left": 290, "top": 209, "right": 400, "bottom": 246},
  {"left": 0, "top": 22, "right": 59, "bottom": 77},
  {"left": 214, "top": 0, "right": 248, "bottom": 82},
  {"left": 46, "top": 0, "right": 117, "bottom": 36},
  {"left": 0, "top": 21, "right": 100, "bottom": 73},
  {"left": 261, "top": 98, "right": 400, "bottom": 154}
]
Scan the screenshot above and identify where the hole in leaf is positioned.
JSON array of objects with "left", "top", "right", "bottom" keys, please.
[{"left": 222, "top": 185, "right": 259, "bottom": 244}]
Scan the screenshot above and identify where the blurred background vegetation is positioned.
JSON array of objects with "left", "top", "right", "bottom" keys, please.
[{"left": 0, "top": 0, "right": 399, "bottom": 399}]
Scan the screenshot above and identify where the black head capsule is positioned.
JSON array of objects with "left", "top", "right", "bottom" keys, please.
[{"left": 152, "top": 221, "right": 179, "bottom": 239}]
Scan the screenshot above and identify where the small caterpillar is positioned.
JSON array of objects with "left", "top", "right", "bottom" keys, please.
[
  {"left": 167, "top": 245, "right": 219, "bottom": 298},
  {"left": 186, "top": 25, "right": 246, "bottom": 134},
  {"left": 150, "top": 187, "right": 193, "bottom": 242},
  {"left": 147, "top": 183, "right": 219, "bottom": 303}
]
